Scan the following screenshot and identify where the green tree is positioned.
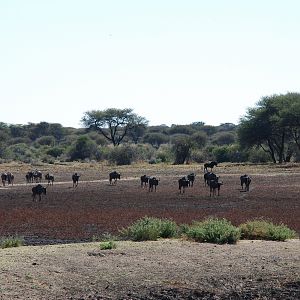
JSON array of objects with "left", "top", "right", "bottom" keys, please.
[
  {"left": 238, "top": 93, "right": 300, "bottom": 163},
  {"left": 69, "top": 135, "right": 98, "bottom": 161},
  {"left": 81, "top": 108, "right": 148, "bottom": 146},
  {"left": 172, "top": 135, "right": 193, "bottom": 164}
]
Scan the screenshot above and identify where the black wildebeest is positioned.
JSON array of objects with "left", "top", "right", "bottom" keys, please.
[
  {"left": 72, "top": 173, "right": 80, "bottom": 187},
  {"left": 149, "top": 177, "right": 159, "bottom": 192},
  {"left": 204, "top": 171, "right": 217, "bottom": 186},
  {"left": 7, "top": 172, "right": 14, "bottom": 185},
  {"left": 32, "top": 184, "right": 47, "bottom": 201},
  {"left": 45, "top": 173, "right": 54, "bottom": 185},
  {"left": 1, "top": 173, "right": 7, "bottom": 186},
  {"left": 109, "top": 171, "right": 121, "bottom": 185},
  {"left": 1, "top": 172, "right": 14, "bottom": 186},
  {"left": 187, "top": 173, "right": 196, "bottom": 187},
  {"left": 140, "top": 175, "right": 150, "bottom": 188},
  {"left": 204, "top": 161, "right": 218, "bottom": 172},
  {"left": 240, "top": 174, "right": 251, "bottom": 191},
  {"left": 178, "top": 176, "right": 189, "bottom": 193},
  {"left": 26, "top": 171, "right": 34, "bottom": 183},
  {"left": 209, "top": 178, "right": 223, "bottom": 197},
  {"left": 33, "top": 170, "right": 42, "bottom": 182}
]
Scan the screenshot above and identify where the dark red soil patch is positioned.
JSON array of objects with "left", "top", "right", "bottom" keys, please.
[{"left": 0, "top": 165, "right": 299, "bottom": 244}]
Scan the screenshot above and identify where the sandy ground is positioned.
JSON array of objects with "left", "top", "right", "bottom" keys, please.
[{"left": 0, "top": 239, "right": 299, "bottom": 300}]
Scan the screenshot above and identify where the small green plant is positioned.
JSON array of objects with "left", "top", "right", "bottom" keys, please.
[
  {"left": 240, "top": 219, "right": 297, "bottom": 241},
  {"left": 186, "top": 218, "right": 241, "bottom": 244},
  {"left": 99, "top": 241, "right": 117, "bottom": 250},
  {"left": 120, "top": 216, "right": 178, "bottom": 241},
  {"left": 1, "top": 236, "right": 24, "bottom": 249}
]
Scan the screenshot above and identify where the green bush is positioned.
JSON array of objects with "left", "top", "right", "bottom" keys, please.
[
  {"left": 240, "top": 220, "right": 297, "bottom": 241},
  {"left": 121, "top": 217, "right": 178, "bottom": 241},
  {"left": 108, "top": 144, "right": 136, "bottom": 165},
  {"left": 99, "top": 240, "right": 117, "bottom": 250},
  {"left": 186, "top": 218, "right": 241, "bottom": 244},
  {"left": 1, "top": 236, "right": 24, "bottom": 249}
]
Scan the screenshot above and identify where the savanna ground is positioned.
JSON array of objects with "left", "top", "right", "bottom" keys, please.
[{"left": 0, "top": 162, "right": 299, "bottom": 299}]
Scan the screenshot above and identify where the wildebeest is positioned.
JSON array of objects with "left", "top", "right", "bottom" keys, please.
[
  {"left": 109, "top": 171, "right": 121, "bottom": 185},
  {"left": 32, "top": 184, "right": 47, "bottom": 201},
  {"left": 1, "top": 173, "right": 7, "bottom": 186},
  {"left": 26, "top": 171, "right": 34, "bottom": 183},
  {"left": 45, "top": 173, "right": 54, "bottom": 185},
  {"left": 7, "top": 172, "right": 14, "bottom": 185},
  {"left": 1, "top": 172, "right": 14, "bottom": 186},
  {"left": 33, "top": 170, "right": 42, "bottom": 182},
  {"left": 178, "top": 176, "right": 189, "bottom": 193},
  {"left": 149, "top": 177, "right": 159, "bottom": 192},
  {"left": 204, "top": 161, "right": 218, "bottom": 172},
  {"left": 187, "top": 173, "right": 196, "bottom": 187},
  {"left": 240, "top": 174, "right": 251, "bottom": 191},
  {"left": 204, "top": 172, "right": 217, "bottom": 186},
  {"left": 140, "top": 175, "right": 150, "bottom": 188},
  {"left": 209, "top": 178, "right": 223, "bottom": 197},
  {"left": 72, "top": 173, "right": 80, "bottom": 187}
]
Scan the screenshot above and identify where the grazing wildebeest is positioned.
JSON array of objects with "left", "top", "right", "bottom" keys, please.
[
  {"left": 26, "top": 171, "right": 34, "bottom": 183},
  {"left": 72, "top": 173, "right": 80, "bottom": 187},
  {"left": 140, "top": 175, "right": 150, "bottom": 188},
  {"left": 33, "top": 170, "right": 42, "bottom": 182},
  {"left": 240, "top": 174, "right": 251, "bottom": 191},
  {"left": 32, "top": 184, "right": 47, "bottom": 201},
  {"left": 149, "top": 177, "right": 159, "bottom": 192},
  {"left": 204, "top": 161, "right": 218, "bottom": 172},
  {"left": 109, "top": 171, "right": 121, "bottom": 185},
  {"left": 209, "top": 178, "right": 223, "bottom": 197},
  {"left": 45, "top": 173, "right": 54, "bottom": 185},
  {"left": 178, "top": 176, "right": 189, "bottom": 193},
  {"left": 6, "top": 172, "right": 14, "bottom": 185},
  {"left": 1, "top": 172, "right": 14, "bottom": 186},
  {"left": 204, "top": 172, "right": 217, "bottom": 186},
  {"left": 1, "top": 173, "right": 7, "bottom": 186},
  {"left": 187, "top": 173, "right": 196, "bottom": 187}
]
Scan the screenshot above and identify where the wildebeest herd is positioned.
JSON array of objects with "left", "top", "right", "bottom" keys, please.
[{"left": 1, "top": 161, "right": 252, "bottom": 201}]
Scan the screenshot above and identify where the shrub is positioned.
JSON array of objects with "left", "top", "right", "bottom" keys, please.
[
  {"left": 99, "top": 241, "right": 117, "bottom": 250},
  {"left": 121, "top": 217, "right": 178, "bottom": 241},
  {"left": 1, "top": 236, "right": 24, "bottom": 249},
  {"left": 186, "top": 218, "right": 241, "bottom": 244},
  {"left": 108, "top": 144, "right": 136, "bottom": 165},
  {"left": 240, "top": 220, "right": 297, "bottom": 241}
]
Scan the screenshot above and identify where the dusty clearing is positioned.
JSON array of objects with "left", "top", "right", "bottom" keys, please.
[
  {"left": 0, "top": 162, "right": 299, "bottom": 299},
  {"left": 0, "top": 239, "right": 299, "bottom": 299}
]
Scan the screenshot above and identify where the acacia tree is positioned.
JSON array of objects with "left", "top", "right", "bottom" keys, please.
[
  {"left": 81, "top": 108, "right": 148, "bottom": 146},
  {"left": 238, "top": 93, "right": 300, "bottom": 163}
]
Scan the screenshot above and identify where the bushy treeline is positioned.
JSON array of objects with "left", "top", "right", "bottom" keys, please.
[
  {"left": 0, "top": 121, "right": 271, "bottom": 165},
  {"left": 1, "top": 92, "right": 299, "bottom": 165}
]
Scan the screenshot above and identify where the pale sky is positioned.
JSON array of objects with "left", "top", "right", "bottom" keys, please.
[{"left": 1, "top": 0, "right": 300, "bottom": 128}]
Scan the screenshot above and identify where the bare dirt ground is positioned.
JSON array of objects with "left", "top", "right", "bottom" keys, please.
[{"left": 0, "top": 162, "right": 299, "bottom": 299}]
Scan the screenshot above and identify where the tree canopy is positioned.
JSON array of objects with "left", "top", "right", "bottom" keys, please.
[
  {"left": 238, "top": 92, "right": 300, "bottom": 163},
  {"left": 81, "top": 108, "right": 148, "bottom": 146}
]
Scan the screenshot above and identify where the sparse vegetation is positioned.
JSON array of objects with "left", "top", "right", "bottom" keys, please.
[
  {"left": 185, "top": 218, "right": 241, "bottom": 244},
  {"left": 120, "top": 217, "right": 178, "bottom": 241},
  {"left": 99, "top": 240, "right": 117, "bottom": 250},
  {"left": 1, "top": 236, "right": 24, "bottom": 249},
  {"left": 240, "top": 219, "right": 298, "bottom": 241}
]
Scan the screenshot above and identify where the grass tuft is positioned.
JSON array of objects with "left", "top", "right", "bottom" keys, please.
[
  {"left": 239, "top": 219, "right": 297, "bottom": 241},
  {"left": 120, "top": 216, "right": 178, "bottom": 241},
  {"left": 99, "top": 240, "right": 117, "bottom": 250},
  {"left": 1, "top": 236, "right": 24, "bottom": 249},
  {"left": 186, "top": 218, "right": 241, "bottom": 244}
]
